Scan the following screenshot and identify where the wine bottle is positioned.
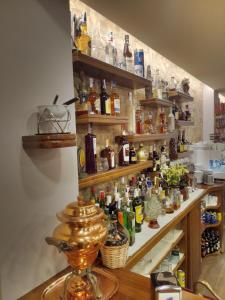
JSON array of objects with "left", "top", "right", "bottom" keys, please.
[
  {"left": 85, "top": 124, "right": 97, "bottom": 174},
  {"left": 132, "top": 188, "right": 143, "bottom": 233}
]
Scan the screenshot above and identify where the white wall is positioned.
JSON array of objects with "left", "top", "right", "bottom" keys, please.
[
  {"left": 0, "top": 1, "right": 77, "bottom": 299},
  {"left": 203, "top": 85, "right": 214, "bottom": 141}
]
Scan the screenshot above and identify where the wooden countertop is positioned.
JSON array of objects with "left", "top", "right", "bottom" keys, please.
[{"left": 19, "top": 267, "right": 207, "bottom": 300}]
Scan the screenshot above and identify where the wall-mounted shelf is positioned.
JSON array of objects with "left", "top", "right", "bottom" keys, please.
[
  {"left": 123, "top": 132, "right": 176, "bottom": 143},
  {"left": 76, "top": 114, "right": 128, "bottom": 125},
  {"left": 176, "top": 120, "right": 194, "bottom": 126},
  {"left": 168, "top": 91, "right": 194, "bottom": 103},
  {"left": 79, "top": 161, "right": 152, "bottom": 189},
  {"left": 140, "top": 98, "right": 173, "bottom": 108},
  {"left": 177, "top": 151, "right": 193, "bottom": 159},
  {"left": 22, "top": 133, "right": 76, "bottom": 149},
  {"left": 73, "top": 51, "right": 151, "bottom": 90}
]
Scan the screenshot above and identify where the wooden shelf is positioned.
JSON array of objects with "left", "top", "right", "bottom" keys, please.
[
  {"left": 140, "top": 98, "right": 173, "bottom": 108},
  {"left": 76, "top": 114, "right": 128, "bottom": 125},
  {"left": 73, "top": 51, "right": 151, "bottom": 90},
  {"left": 124, "top": 132, "right": 176, "bottom": 143},
  {"left": 168, "top": 91, "right": 194, "bottom": 103},
  {"left": 79, "top": 161, "right": 152, "bottom": 189},
  {"left": 147, "top": 231, "right": 184, "bottom": 273},
  {"left": 202, "top": 204, "right": 220, "bottom": 213},
  {"left": 22, "top": 133, "right": 76, "bottom": 149},
  {"left": 176, "top": 120, "right": 194, "bottom": 126},
  {"left": 201, "top": 220, "right": 221, "bottom": 234},
  {"left": 177, "top": 151, "right": 193, "bottom": 159},
  {"left": 172, "top": 253, "right": 185, "bottom": 273}
]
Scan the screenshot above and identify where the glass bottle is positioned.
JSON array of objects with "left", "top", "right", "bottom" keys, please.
[
  {"left": 110, "top": 81, "right": 120, "bottom": 116},
  {"left": 168, "top": 76, "right": 177, "bottom": 91},
  {"left": 152, "top": 69, "right": 162, "bottom": 99},
  {"left": 87, "top": 78, "right": 100, "bottom": 114},
  {"left": 132, "top": 188, "right": 143, "bottom": 233},
  {"left": 127, "top": 205, "right": 135, "bottom": 246},
  {"left": 105, "top": 32, "right": 117, "bottom": 66},
  {"left": 85, "top": 124, "right": 97, "bottom": 174},
  {"left": 177, "top": 131, "right": 184, "bottom": 153},
  {"left": 145, "top": 65, "right": 153, "bottom": 99},
  {"left": 100, "top": 79, "right": 111, "bottom": 115},
  {"left": 89, "top": 187, "right": 97, "bottom": 204},
  {"left": 123, "top": 34, "right": 133, "bottom": 73},
  {"left": 105, "top": 213, "right": 128, "bottom": 246},
  {"left": 144, "top": 111, "right": 155, "bottom": 134},
  {"left": 137, "top": 143, "right": 147, "bottom": 162},
  {"left": 129, "top": 144, "right": 137, "bottom": 164},
  {"left": 185, "top": 104, "right": 191, "bottom": 121},
  {"left": 127, "top": 92, "right": 136, "bottom": 134},
  {"left": 75, "top": 12, "right": 91, "bottom": 56},
  {"left": 159, "top": 108, "right": 167, "bottom": 133},
  {"left": 182, "top": 130, "right": 187, "bottom": 152},
  {"left": 136, "top": 105, "right": 144, "bottom": 134},
  {"left": 100, "top": 139, "right": 115, "bottom": 170},
  {"left": 116, "top": 128, "right": 129, "bottom": 166},
  {"left": 168, "top": 107, "right": 175, "bottom": 132}
]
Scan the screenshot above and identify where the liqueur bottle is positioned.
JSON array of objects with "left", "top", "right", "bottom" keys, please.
[
  {"left": 168, "top": 107, "right": 175, "bottom": 132},
  {"left": 100, "top": 139, "right": 115, "bottom": 170},
  {"left": 100, "top": 79, "right": 111, "bottom": 115},
  {"left": 110, "top": 81, "right": 120, "bottom": 116},
  {"left": 85, "top": 124, "right": 97, "bottom": 174},
  {"left": 123, "top": 34, "right": 133, "bottom": 72},
  {"left": 87, "top": 78, "right": 100, "bottom": 114},
  {"left": 105, "top": 32, "right": 118, "bottom": 66},
  {"left": 116, "top": 128, "right": 129, "bottom": 166},
  {"left": 75, "top": 12, "right": 91, "bottom": 56},
  {"left": 129, "top": 144, "right": 137, "bottom": 164},
  {"left": 133, "top": 188, "right": 143, "bottom": 233}
]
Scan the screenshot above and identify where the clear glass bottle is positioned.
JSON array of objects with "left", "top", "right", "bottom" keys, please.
[
  {"left": 168, "top": 76, "right": 177, "bottom": 91},
  {"left": 75, "top": 12, "right": 91, "bottom": 56},
  {"left": 85, "top": 124, "right": 97, "bottom": 174},
  {"left": 159, "top": 108, "right": 167, "bottom": 133},
  {"left": 87, "top": 78, "right": 100, "bottom": 114},
  {"left": 110, "top": 81, "right": 120, "bottom": 116},
  {"left": 145, "top": 65, "right": 153, "bottom": 99},
  {"left": 105, "top": 32, "right": 118, "bottom": 66},
  {"left": 127, "top": 92, "right": 136, "bottom": 134},
  {"left": 123, "top": 34, "right": 133, "bottom": 73},
  {"left": 144, "top": 111, "right": 155, "bottom": 134},
  {"left": 152, "top": 69, "right": 162, "bottom": 99},
  {"left": 168, "top": 107, "right": 175, "bottom": 132}
]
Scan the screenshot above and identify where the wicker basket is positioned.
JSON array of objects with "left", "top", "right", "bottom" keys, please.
[{"left": 100, "top": 241, "right": 129, "bottom": 269}]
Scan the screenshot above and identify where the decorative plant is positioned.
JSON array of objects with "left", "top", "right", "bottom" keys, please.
[{"left": 162, "top": 164, "right": 189, "bottom": 187}]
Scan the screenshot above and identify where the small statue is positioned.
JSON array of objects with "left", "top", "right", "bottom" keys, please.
[{"left": 181, "top": 78, "right": 190, "bottom": 94}]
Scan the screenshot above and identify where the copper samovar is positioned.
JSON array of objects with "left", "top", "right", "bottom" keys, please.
[{"left": 46, "top": 197, "right": 108, "bottom": 300}]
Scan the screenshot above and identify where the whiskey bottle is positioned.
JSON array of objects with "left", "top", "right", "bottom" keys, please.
[
  {"left": 87, "top": 78, "right": 100, "bottom": 114},
  {"left": 110, "top": 81, "right": 120, "bottom": 116},
  {"left": 100, "top": 139, "right": 115, "bottom": 170},
  {"left": 105, "top": 32, "right": 118, "bottom": 66},
  {"left": 75, "top": 12, "right": 91, "bottom": 56},
  {"left": 85, "top": 124, "right": 97, "bottom": 174},
  {"left": 100, "top": 79, "right": 111, "bottom": 115},
  {"left": 123, "top": 34, "right": 133, "bottom": 72}
]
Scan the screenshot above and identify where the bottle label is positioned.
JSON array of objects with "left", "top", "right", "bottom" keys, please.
[
  {"left": 123, "top": 144, "right": 129, "bottom": 162},
  {"left": 95, "top": 98, "right": 101, "bottom": 113},
  {"left": 93, "top": 137, "right": 97, "bottom": 155},
  {"left": 131, "top": 156, "right": 137, "bottom": 161},
  {"left": 105, "top": 98, "right": 111, "bottom": 114},
  {"left": 135, "top": 205, "right": 143, "bottom": 224},
  {"left": 111, "top": 152, "right": 115, "bottom": 168},
  {"left": 114, "top": 98, "right": 120, "bottom": 113}
]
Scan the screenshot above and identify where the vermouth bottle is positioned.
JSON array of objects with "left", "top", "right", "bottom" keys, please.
[{"left": 85, "top": 124, "right": 97, "bottom": 174}]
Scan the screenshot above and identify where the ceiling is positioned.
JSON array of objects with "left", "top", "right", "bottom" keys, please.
[{"left": 82, "top": 0, "right": 225, "bottom": 90}]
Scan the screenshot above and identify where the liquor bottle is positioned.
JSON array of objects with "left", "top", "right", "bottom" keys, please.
[
  {"left": 145, "top": 65, "right": 153, "bottom": 99},
  {"left": 116, "top": 128, "right": 129, "bottom": 166},
  {"left": 182, "top": 130, "right": 187, "bottom": 152},
  {"left": 123, "top": 34, "right": 133, "bottom": 72},
  {"left": 172, "top": 100, "right": 179, "bottom": 120},
  {"left": 152, "top": 69, "right": 162, "bottom": 99},
  {"left": 159, "top": 108, "right": 167, "bottom": 133},
  {"left": 87, "top": 78, "right": 100, "bottom": 114},
  {"left": 85, "top": 124, "right": 97, "bottom": 174},
  {"left": 168, "top": 107, "right": 175, "bottom": 132},
  {"left": 168, "top": 76, "right": 177, "bottom": 91},
  {"left": 105, "top": 32, "right": 117, "bottom": 66},
  {"left": 177, "top": 131, "right": 183, "bottom": 153},
  {"left": 90, "top": 186, "right": 97, "bottom": 204},
  {"left": 144, "top": 111, "right": 155, "bottom": 134},
  {"left": 134, "top": 49, "right": 145, "bottom": 77},
  {"left": 153, "top": 144, "right": 160, "bottom": 171},
  {"left": 127, "top": 204, "right": 135, "bottom": 246},
  {"left": 133, "top": 188, "right": 143, "bottom": 233},
  {"left": 127, "top": 92, "right": 136, "bottom": 134},
  {"left": 137, "top": 143, "right": 147, "bottom": 162},
  {"left": 75, "top": 12, "right": 91, "bottom": 56},
  {"left": 100, "top": 79, "right": 111, "bottom": 115},
  {"left": 99, "top": 191, "right": 105, "bottom": 209},
  {"left": 185, "top": 104, "right": 191, "bottom": 121},
  {"left": 110, "top": 81, "right": 120, "bottom": 116},
  {"left": 100, "top": 139, "right": 115, "bottom": 170},
  {"left": 136, "top": 105, "right": 144, "bottom": 134},
  {"left": 129, "top": 144, "right": 137, "bottom": 164}
]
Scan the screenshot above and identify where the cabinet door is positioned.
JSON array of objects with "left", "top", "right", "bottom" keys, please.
[{"left": 187, "top": 203, "right": 201, "bottom": 289}]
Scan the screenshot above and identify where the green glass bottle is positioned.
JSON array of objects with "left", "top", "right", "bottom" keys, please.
[{"left": 132, "top": 188, "right": 143, "bottom": 233}]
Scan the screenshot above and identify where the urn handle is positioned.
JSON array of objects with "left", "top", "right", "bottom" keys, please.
[{"left": 45, "top": 237, "right": 73, "bottom": 252}]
